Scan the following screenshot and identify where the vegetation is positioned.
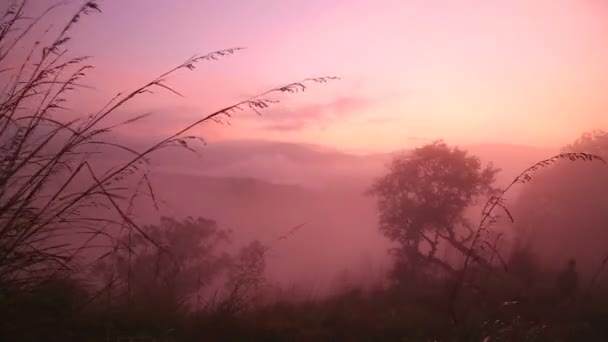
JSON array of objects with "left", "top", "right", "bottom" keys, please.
[
  {"left": 0, "top": 1, "right": 330, "bottom": 340},
  {"left": 367, "top": 141, "right": 500, "bottom": 281},
  {"left": 513, "top": 130, "right": 608, "bottom": 280},
  {"left": 1, "top": 1, "right": 607, "bottom": 341}
]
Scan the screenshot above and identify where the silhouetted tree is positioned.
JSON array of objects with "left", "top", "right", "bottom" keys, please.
[
  {"left": 217, "top": 240, "right": 267, "bottom": 316},
  {"left": 368, "top": 141, "right": 500, "bottom": 281},
  {"left": 98, "top": 216, "right": 232, "bottom": 311}
]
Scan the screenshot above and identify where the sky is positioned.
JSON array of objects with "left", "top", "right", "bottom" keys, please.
[{"left": 26, "top": 0, "right": 608, "bottom": 153}]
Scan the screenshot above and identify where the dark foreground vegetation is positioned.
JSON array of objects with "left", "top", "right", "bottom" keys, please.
[
  {"left": 4, "top": 251, "right": 608, "bottom": 341},
  {"left": 1, "top": 2, "right": 608, "bottom": 341}
]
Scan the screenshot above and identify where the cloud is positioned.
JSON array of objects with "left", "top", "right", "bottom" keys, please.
[{"left": 259, "top": 96, "right": 371, "bottom": 131}]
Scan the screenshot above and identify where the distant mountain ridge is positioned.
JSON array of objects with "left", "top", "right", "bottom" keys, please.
[
  {"left": 118, "top": 139, "right": 557, "bottom": 294},
  {"left": 139, "top": 139, "right": 555, "bottom": 188}
]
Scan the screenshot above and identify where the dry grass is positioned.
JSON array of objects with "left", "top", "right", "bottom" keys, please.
[
  {"left": 0, "top": 0, "right": 336, "bottom": 291},
  {"left": 449, "top": 152, "right": 605, "bottom": 327}
]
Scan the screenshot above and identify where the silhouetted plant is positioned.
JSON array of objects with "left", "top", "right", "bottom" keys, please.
[
  {"left": 0, "top": 2, "right": 338, "bottom": 339},
  {"left": 368, "top": 140, "right": 500, "bottom": 281},
  {"left": 213, "top": 240, "right": 267, "bottom": 316},
  {"left": 511, "top": 130, "right": 608, "bottom": 290},
  {"left": 450, "top": 148, "right": 604, "bottom": 325},
  {"left": 96, "top": 216, "right": 232, "bottom": 311},
  {"left": 0, "top": 0, "right": 336, "bottom": 292}
]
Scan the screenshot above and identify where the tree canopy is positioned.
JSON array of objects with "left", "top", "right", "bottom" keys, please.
[{"left": 368, "top": 141, "right": 500, "bottom": 279}]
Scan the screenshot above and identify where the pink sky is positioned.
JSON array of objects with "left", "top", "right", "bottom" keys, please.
[{"left": 32, "top": 0, "right": 608, "bottom": 153}]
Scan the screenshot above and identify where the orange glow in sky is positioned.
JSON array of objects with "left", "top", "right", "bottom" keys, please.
[{"left": 35, "top": 0, "right": 608, "bottom": 153}]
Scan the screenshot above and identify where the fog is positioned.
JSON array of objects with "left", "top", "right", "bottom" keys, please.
[
  {"left": 4, "top": 0, "right": 608, "bottom": 340},
  {"left": 96, "top": 138, "right": 555, "bottom": 296}
]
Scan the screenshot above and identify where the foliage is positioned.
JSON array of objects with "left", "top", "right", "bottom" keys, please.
[
  {"left": 449, "top": 146, "right": 604, "bottom": 326},
  {"left": 2, "top": 1, "right": 608, "bottom": 341},
  {"left": 368, "top": 141, "right": 500, "bottom": 278},
  {"left": 0, "top": 1, "right": 334, "bottom": 339},
  {"left": 512, "top": 131, "right": 608, "bottom": 278},
  {"left": 96, "top": 216, "right": 232, "bottom": 310},
  {"left": 0, "top": 0, "right": 334, "bottom": 290},
  {"left": 219, "top": 240, "right": 268, "bottom": 315}
]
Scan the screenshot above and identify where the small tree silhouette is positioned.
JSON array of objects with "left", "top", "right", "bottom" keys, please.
[{"left": 97, "top": 216, "right": 232, "bottom": 309}]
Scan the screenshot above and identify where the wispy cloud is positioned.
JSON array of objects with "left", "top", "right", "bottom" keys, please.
[{"left": 260, "top": 96, "right": 371, "bottom": 131}]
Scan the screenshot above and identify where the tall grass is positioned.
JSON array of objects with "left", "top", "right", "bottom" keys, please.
[
  {"left": 449, "top": 152, "right": 605, "bottom": 327},
  {"left": 0, "top": 0, "right": 336, "bottom": 291}
]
